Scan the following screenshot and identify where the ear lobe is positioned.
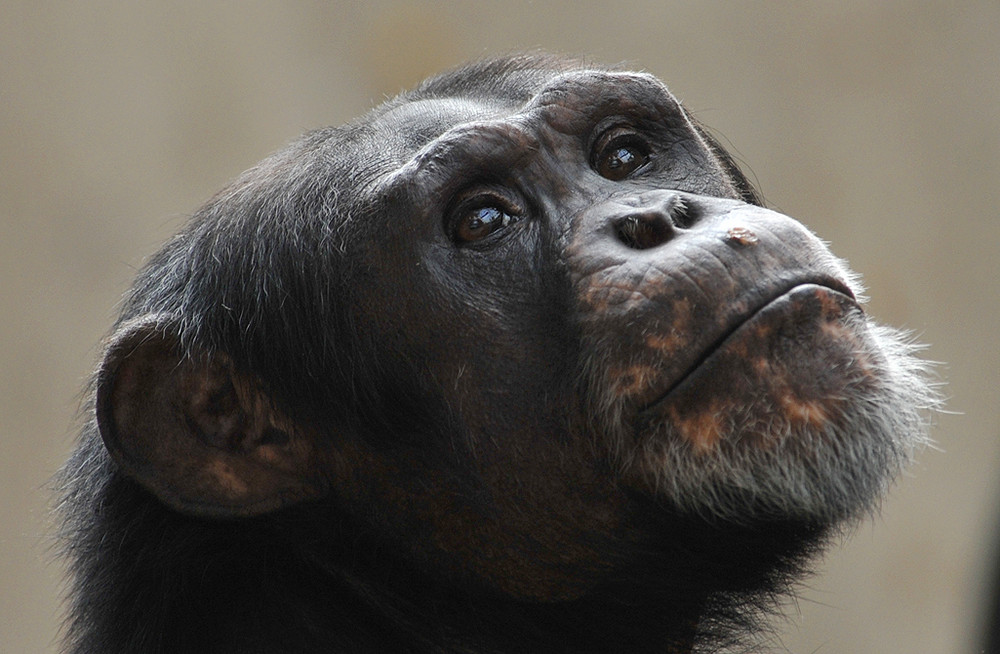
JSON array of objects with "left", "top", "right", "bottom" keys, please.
[{"left": 96, "top": 316, "right": 327, "bottom": 517}]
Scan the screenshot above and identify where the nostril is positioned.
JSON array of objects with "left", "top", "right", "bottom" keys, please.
[
  {"left": 670, "top": 196, "right": 697, "bottom": 229},
  {"left": 615, "top": 213, "right": 673, "bottom": 250}
]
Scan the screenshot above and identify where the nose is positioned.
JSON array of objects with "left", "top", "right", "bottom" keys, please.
[{"left": 607, "top": 192, "right": 694, "bottom": 250}]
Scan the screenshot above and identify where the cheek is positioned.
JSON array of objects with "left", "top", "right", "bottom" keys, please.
[{"left": 574, "top": 255, "right": 745, "bottom": 416}]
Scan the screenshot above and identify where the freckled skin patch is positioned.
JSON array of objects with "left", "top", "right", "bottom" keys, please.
[
  {"left": 645, "top": 297, "right": 694, "bottom": 356},
  {"left": 667, "top": 403, "right": 727, "bottom": 454},
  {"left": 778, "top": 393, "right": 832, "bottom": 429},
  {"left": 581, "top": 282, "right": 651, "bottom": 314},
  {"left": 609, "top": 364, "right": 657, "bottom": 397}
]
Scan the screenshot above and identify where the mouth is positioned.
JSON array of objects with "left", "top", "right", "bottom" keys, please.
[{"left": 639, "top": 279, "right": 860, "bottom": 418}]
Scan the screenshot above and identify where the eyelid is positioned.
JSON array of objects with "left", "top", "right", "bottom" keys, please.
[
  {"left": 451, "top": 186, "right": 524, "bottom": 216},
  {"left": 587, "top": 116, "right": 634, "bottom": 151},
  {"left": 591, "top": 125, "right": 648, "bottom": 162}
]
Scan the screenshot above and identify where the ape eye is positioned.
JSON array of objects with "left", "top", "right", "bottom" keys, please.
[
  {"left": 593, "top": 130, "right": 651, "bottom": 181},
  {"left": 451, "top": 199, "right": 523, "bottom": 245}
]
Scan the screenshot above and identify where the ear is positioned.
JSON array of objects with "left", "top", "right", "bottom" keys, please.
[{"left": 95, "top": 316, "right": 328, "bottom": 517}]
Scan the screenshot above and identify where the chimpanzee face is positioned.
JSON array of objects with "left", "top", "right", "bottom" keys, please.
[{"left": 340, "top": 68, "right": 915, "bottom": 527}]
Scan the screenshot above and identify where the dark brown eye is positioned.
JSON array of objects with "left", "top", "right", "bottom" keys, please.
[
  {"left": 453, "top": 203, "right": 521, "bottom": 244},
  {"left": 594, "top": 132, "right": 651, "bottom": 181}
]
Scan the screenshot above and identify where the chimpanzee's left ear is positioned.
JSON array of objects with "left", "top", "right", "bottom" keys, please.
[{"left": 95, "top": 315, "right": 328, "bottom": 517}]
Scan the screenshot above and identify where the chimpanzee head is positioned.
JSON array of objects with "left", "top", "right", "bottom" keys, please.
[{"left": 63, "top": 54, "right": 935, "bottom": 653}]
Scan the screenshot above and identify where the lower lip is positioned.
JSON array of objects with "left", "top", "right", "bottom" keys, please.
[{"left": 640, "top": 283, "right": 862, "bottom": 417}]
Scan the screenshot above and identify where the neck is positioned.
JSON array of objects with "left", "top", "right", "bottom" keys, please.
[{"left": 63, "top": 484, "right": 707, "bottom": 653}]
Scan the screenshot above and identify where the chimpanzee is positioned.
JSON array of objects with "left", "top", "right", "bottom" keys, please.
[{"left": 58, "top": 54, "right": 935, "bottom": 653}]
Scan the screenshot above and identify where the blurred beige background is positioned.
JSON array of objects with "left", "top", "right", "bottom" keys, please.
[{"left": 2, "top": 2, "right": 997, "bottom": 652}]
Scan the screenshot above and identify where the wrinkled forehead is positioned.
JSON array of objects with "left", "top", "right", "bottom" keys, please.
[
  {"left": 370, "top": 97, "right": 502, "bottom": 155},
  {"left": 366, "top": 69, "right": 678, "bottom": 167}
]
